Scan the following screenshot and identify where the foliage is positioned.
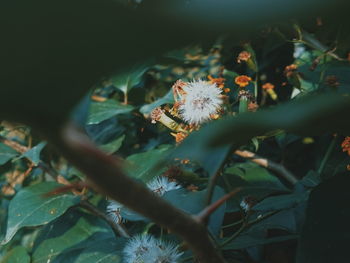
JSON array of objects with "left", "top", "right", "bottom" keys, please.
[{"left": 1, "top": 1, "right": 350, "bottom": 262}]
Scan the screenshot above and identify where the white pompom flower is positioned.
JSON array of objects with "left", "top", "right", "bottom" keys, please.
[
  {"left": 106, "top": 200, "right": 124, "bottom": 224},
  {"left": 178, "top": 79, "right": 223, "bottom": 125},
  {"left": 147, "top": 176, "right": 181, "bottom": 196},
  {"left": 123, "top": 234, "right": 183, "bottom": 263},
  {"left": 106, "top": 176, "right": 181, "bottom": 223}
]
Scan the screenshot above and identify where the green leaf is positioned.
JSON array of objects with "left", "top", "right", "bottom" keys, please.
[
  {"left": 32, "top": 210, "right": 119, "bottom": 263},
  {"left": 68, "top": 238, "right": 123, "bottom": 263},
  {"left": 87, "top": 100, "right": 134, "bottom": 125},
  {"left": 163, "top": 187, "right": 226, "bottom": 235},
  {"left": 222, "top": 163, "right": 289, "bottom": 212},
  {"left": 16, "top": 141, "right": 47, "bottom": 166},
  {"left": 1, "top": 182, "right": 80, "bottom": 245},
  {"left": 99, "top": 135, "right": 125, "bottom": 154},
  {"left": 111, "top": 61, "right": 153, "bottom": 95},
  {"left": 0, "top": 246, "right": 30, "bottom": 263},
  {"left": 222, "top": 234, "right": 298, "bottom": 250},
  {"left": 0, "top": 142, "right": 18, "bottom": 165},
  {"left": 252, "top": 192, "right": 309, "bottom": 212},
  {"left": 125, "top": 145, "right": 172, "bottom": 182},
  {"left": 139, "top": 90, "right": 174, "bottom": 115}
]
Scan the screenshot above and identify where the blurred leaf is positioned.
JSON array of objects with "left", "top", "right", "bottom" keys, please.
[
  {"left": 32, "top": 210, "right": 116, "bottom": 263},
  {"left": 300, "top": 170, "right": 321, "bottom": 188},
  {"left": 99, "top": 135, "right": 125, "bottom": 154},
  {"left": 87, "top": 100, "right": 134, "bottom": 125},
  {"left": 1, "top": 182, "right": 80, "bottom": 245},
  {"left": 0, "top": 246, "right": 30, "bottom": 263},
  {"left": 170, "top": 93, "right": 350, "bottom": 166},
  {"left": 163, "top": 187, "right": 226, "bottom": 235},
  {"left": 16, "top": 141, "right": 47, "bottom": 166},
  {"left": 0, "top": 143, "right": 18, "bottom": 165},
  {"left": 111, "top": 61, "right": 153, "bottom": 95},
  {"left": 125, "top": 145, "right": 172, "bottom": 182},
  {"left": 0, "top": 0, "right": 346, "bottom": 128},
  {"left": 139, "top": 90, "right": 174, "bottom": 115}
]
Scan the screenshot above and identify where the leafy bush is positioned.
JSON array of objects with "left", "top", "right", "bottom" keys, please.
[{"left": 1, "top": 1, "right": 350, "bottom": 262}]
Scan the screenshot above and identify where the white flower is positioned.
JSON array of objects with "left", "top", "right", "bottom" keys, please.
[
  {"left": 147, "top": 176, "right": 181, "bottom": 196},
  {"left": 123, "top": 234, "right": 183, "bottom": 263},
  {"left": 178, "top": 80, "right": 223, "bottom": 125},
  {"left": 106, "top": 177, "right": 180, "bottom": 223},
  {"left": 106, "top": 200, "right": 124, "bottom": 224},
  {"left": 240, "top": 199, "right": 250, "bottom": 213}
]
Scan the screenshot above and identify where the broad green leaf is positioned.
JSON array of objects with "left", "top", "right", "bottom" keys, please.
[
  {"left": 17, "top": 141, "right": 47, "bottom": 166},
  {"left": 32, "top": 210, "right": 118, "bottom": 263},
  {"left": 252, "top": 192, "right": 309, "bottom": 212},
  {"left": 222, "top": 163, "right": 290, "bottom": 212},
  {"left": 125, "top": 145, "right": 172, "bottom": 182},
  {"left": 111, "top": 61, "right": 153, "bottom": 95},
  {"left": 1, "top": 182, "right": 80, "bottom": 245},
  {"left": 0, "top": 142, "right": 18, "bottom": 165},
  {"left": 99, "top": 135, "right": 125, "bottom": 154},
  {"left": 0, "top": 246, "right": 30, "bottom": 263},
  {"left": 139, "top": 90, "right": 174, "bottom": 115},
  {"left": 87, "top": 100, "right": 134, "bottom": 125},
  {"left": 163, "top": 187, "right": 226, "bottom": 235}
]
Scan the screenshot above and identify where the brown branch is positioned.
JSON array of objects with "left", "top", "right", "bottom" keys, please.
[
  {"left": 79, "top": 199, "right": 130, "bottom": 238},
  {"left": 48, "top": 122, "right": 226, "bottom": 263},
  {"left": 0, "top": 135, "right": 28, "bottom": 153},
  {"left": 234, "top": 150, "right": 298, "bottom": 186},
  {"left": 197, "top": 188, "right": 241, "bottom": 223},
  {"left": 0, "top": 135, "right": 58, "bottom": 179}
]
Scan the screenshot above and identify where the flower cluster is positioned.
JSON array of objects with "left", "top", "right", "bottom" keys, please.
[
  {"left": 151, "top": 78, "right": 226, "bottom": 143},
  {"left": 123, "top": 234, "right": 183, "bottom": 263}
]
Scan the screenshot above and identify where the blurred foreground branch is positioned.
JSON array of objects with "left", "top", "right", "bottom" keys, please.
[{"left": 49, "top": 122, "right": 226, "bottom": 263}]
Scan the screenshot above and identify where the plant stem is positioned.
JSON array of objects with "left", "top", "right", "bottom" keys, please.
[{"left": 234, "top": 150, "right": 298, "bottom": 186}]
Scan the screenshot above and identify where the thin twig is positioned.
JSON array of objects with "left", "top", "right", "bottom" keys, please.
[
  {"left": 79, "top": 199, "right": 130, "bottom": 238},
  {"left": 49, "top": 123, "right": 226, "bottom": 263},
  {"left": 205, "top": 146, "right": 233, "bottom": 206},
  {"left": 234, "top": 150, "right": 298, "bottom": 186},
  {"left": 197, "top": 188, "right": 241, "bottom": 223},
  {"left": 220, "top": 210, "right": 279, "bottom": 248}
]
